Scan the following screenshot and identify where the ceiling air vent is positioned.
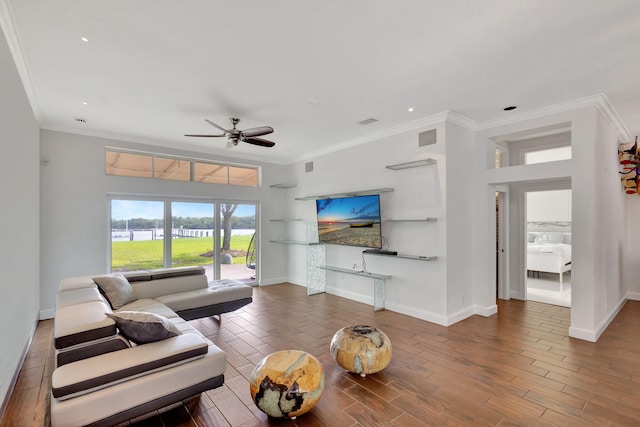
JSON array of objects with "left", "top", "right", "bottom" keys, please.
[{"left": 358, "top": 118, "right": 378, "bottom": 125}]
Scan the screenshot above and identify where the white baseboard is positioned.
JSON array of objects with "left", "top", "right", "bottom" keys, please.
[
  {"left": 569, "top": 295, "right": 628, "bottom": 342},
  {"left": 384, "top": 301, "right": 449, "bottom": 326},
  {"left": 258, "top": 276, "right": 289, "bottom": 286},
  {"left": 325, "top": 286, "right": 373, "bottom": 306},
  {"left": 475, "top": 304, "right": 498, "bottom": 317},
  {"left": 626, "top": 292, "right": 640, "bottom": 301},
  {"left": 39, "top": 308, "right": 55, "bottom": 320}
]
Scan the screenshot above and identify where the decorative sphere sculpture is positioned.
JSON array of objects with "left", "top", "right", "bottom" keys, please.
[
  {"left": 249, "top": 350, "right": 325, "bottom": 419},
  {"left": 330, "top": 325, "right": 392, "bottom": 377}
]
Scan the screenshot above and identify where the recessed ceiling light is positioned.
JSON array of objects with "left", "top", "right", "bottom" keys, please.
[
  {"left": 81, "top": 37, "right": 89, "bottom": 42},
  {"left": 408, "top": 107, "right": 414, "bottom": 112},
  {"left": 308, "top": 97, "right": 321, "bottom": 105},
  {"left": 82, "top": 101, "right": 88, "bottom": 106},
  {"left": 503, "top": 105, "right": 518, "bottom": 111}
]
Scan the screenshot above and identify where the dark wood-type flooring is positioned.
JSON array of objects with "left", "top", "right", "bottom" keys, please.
[{"left": 3, "top": 283, "right": 640, "bottom": 426}]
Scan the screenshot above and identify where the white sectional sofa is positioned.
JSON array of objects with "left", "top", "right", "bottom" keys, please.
[{"left": 51, "top": 266, "right": 252, "bottom": 427}]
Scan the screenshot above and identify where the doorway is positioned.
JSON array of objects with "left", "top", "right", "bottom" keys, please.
[{"left": 524, "top": 189, "right": 572, "bottom": 307}]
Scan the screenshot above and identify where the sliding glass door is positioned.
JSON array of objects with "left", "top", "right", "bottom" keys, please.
[
  {"left": 171, "top": 201, "right": 215, "bottom": 281},
  {"left": 109, "top": 197, "right": 257, "bottom": 283},
  {"left": 219, "top": 203, "right": 257, "bottom": 280}
]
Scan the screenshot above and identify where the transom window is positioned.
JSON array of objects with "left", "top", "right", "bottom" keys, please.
[{"left": 105, "top": 148, "right": 259, "bottom": 187}]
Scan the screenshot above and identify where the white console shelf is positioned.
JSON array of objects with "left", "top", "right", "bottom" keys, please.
[{"left": 318, "top": 265, "right": 391, "bottom": 311}]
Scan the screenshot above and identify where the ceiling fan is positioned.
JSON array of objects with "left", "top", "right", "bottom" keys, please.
[{"left": 185, "top": 117, "right": 275, "bottom": 148}]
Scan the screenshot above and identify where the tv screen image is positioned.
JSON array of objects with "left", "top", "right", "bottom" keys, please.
[{"left": 315, "top": 194, "right": 382, "bottom": 248}]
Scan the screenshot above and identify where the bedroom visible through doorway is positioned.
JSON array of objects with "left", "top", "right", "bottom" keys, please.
[{"left": 525, "top": 189, "right": 572, "bottom": 307}]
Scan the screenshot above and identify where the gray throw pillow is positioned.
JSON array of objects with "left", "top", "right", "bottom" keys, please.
[
  {"left": 106, "top": 311, "right": 182, "bottom": 344},
  {"left": 93, "top": 274, "right": 137, "bottom": 309}
]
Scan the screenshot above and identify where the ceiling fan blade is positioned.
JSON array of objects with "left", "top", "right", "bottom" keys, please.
[
  {"left": 241, "top": 126, "right": 274, "bottom": 138},
  {"left": 243, "top": 137, "right": 276, "bottom": 147},
  {"left": 205, "top": 119, "right": 229, "bottom": 134},
  {"left": 184, "top": 133, "right": 226, "bottom": 137}
]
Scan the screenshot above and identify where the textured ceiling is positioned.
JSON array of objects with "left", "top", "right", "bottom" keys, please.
[{"left": 2, "top": 0, "right": 639, "bottom": 163}]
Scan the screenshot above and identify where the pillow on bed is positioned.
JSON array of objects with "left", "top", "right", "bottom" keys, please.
[
  {"left": 106, "top": 311, "right": 181, "bottom": 344},
  {"left": 534, "top": 232, "right": 564, "bottom": 244}
]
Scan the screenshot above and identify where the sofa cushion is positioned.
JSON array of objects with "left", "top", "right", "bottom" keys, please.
[
  {"left": 155, "top": 279, "right": 253, "bottom": 312},
  {"left": 93, "top": 274, "right": 137, "bottom": 309},
  {"left": 119, "top": 298, "right": 179, "bottom": 319},
  {"left": 150, "top": 266, "right": 205, "bottom": 280},
  {"left": 106, "top": 311, "right": 182, "bottom": 345},
  {"left": 56, "top": 287, "right": 105, "bottom": 309},
  {"left": 55, "top": 301, "right": 116, "bottom": 349},
  {"left": 130, "top": 274, "right": 208, "bottom": 300},
  {"left": 51, "top": 334, "right": 210, "bottom": 399}
]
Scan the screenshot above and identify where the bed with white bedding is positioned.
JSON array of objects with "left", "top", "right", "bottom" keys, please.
[{"left": 527, "top": 232, "right": 572, "bottom": 283}]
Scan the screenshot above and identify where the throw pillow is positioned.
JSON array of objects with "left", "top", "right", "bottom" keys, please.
[
  {"left": 93, "top": 274, "right": 137, "bottom": 309},
  {"left": 106, "top": 311, "right": 182, "bottom": 344}
]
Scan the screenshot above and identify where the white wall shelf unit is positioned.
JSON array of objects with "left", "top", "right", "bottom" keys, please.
[
  {"left": 317, "top": 265, "right": 391, "bottom": 311},
  {"left": 294, "top": 187, "right": 393, "bottom": 201},
  {"left": 385, "top": 158, "right": 436, "bottom": 170}
]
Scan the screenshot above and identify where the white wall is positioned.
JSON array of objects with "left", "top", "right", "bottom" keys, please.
[
  {"left": 39, "top": 130, "right": 292, "bottom": 317},
  {"left": 480, "top": 103, "right": 625, "bottom": 341},
  {"left": 527, "top": 189, "right": 572, "bottom": 222},
  {"left": 285, "top": 117, "right": 481, "bottom": 326},
  {"left": 0, "top": 29, "right": 40, "bottom": 411}
]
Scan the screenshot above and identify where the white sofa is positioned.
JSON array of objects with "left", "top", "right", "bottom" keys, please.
[{"left": 51, "top": 266, "right": 252, "bottom": 427}]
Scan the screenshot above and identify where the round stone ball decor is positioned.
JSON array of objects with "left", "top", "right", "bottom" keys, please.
[
  {"left": 330, "top": 325, "right": 392, "bottom": 377},
  {"left": 249, "top": 350, "right": 325, "bottom": 419}
]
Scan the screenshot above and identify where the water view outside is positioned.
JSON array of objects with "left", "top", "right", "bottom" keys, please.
[
  {"left": 316, "top": 195, "right": 382, "bottom": 248},
  {"left": 110, "top": 200, "right": 256, "bottom": 281}
]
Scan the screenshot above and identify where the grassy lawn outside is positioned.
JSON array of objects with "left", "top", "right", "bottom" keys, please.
[{"left": 112, "top": 234, "right": 253, "bottom": 271}]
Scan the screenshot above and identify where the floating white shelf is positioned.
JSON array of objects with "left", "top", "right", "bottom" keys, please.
[
  {"left": 269, "top": 218, "right": 305, "bottom": 222},
  {"left": 269, "top": 239, "right": 321, "bottom": 246},
  {"left": 295, "top": 187, "right": 393, "bottom": 201},
  {"left": 385, "top": 217, "right": 438, "bottom": 222},
  {"left": 269, "top": 183, "right": 297, "bottom": 189},
  {"left": 362, "top": 252, "right": 438, "bottom": 261},
  {"left": 386, "top": 158, "right": 436, "bottom": 170}
]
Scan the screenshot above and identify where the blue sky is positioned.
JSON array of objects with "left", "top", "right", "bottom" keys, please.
[
  {"left": 316, "top": 195, "right": 380, "bottom": 222},
  {"left": 111, "top": 200, "right": 255, "bottom": 220}
]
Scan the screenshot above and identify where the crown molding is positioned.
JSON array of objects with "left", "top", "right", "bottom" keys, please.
[
  {"left": 478, "top": 93, "right": 631, "bottom": 141},
  {"left": 41, "top": 124, "right": 291, "bottom": 165},
  {"left": 0, "top": 0, "right": 41, "bottom": 122},
  {"left": 291, "top": 111, "right": 475, "bottom": 163},
  {"left": 593, "top": 93, "right": 632, "bottom": 142}
]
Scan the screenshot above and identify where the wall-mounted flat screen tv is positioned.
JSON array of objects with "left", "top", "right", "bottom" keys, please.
[{"left": 315, "top": 194, "right": 382, "bottom": 248}]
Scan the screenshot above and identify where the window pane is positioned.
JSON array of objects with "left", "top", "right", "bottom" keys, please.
[
  {"left": 154, "top": 157, "right": 191, "bottom": 181},
  {"left": 194, "top": 162, "right": 228, "bottom": 184},
  {"left": 106, "top": 150, "right": 153, "bottom": 178},
  {"left": 111, "top": 200, "right": 164, "bottom": 271},
  {"left": 171, "top": 202, "right": 215, "bottom": 281},
  {"left": 525, "top": 146, "right": 572, "bottom": 164},
  {"left": 229, "top": 166, "right": 258, "bottom": 186}
]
